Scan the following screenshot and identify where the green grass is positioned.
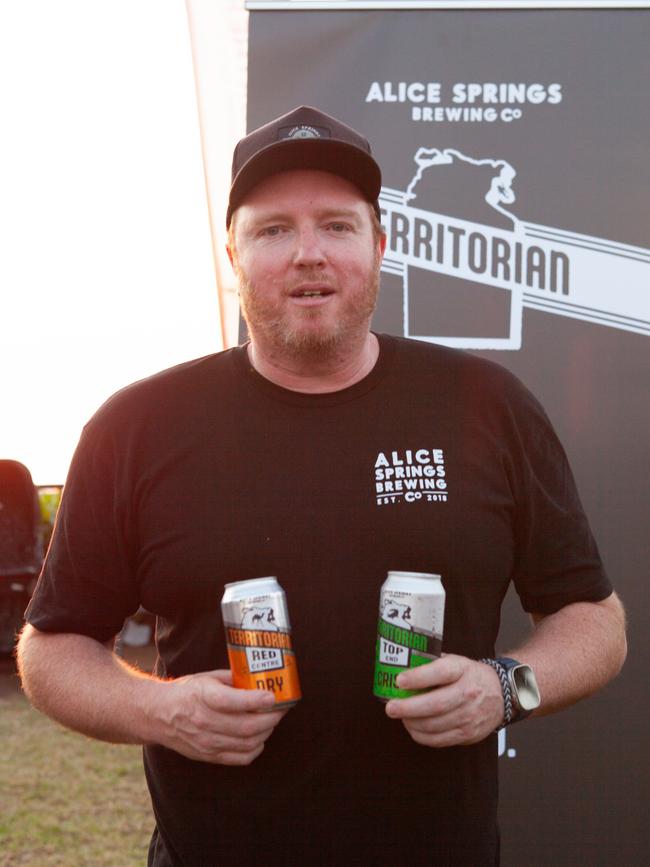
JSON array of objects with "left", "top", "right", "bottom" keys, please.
[{"left": 0, "top": 693, "right": 153, "bottom": 866}]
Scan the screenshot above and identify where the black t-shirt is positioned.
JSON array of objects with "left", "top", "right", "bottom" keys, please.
[{"left": 26, "top": 334, "right": 612, "bottom": 867}]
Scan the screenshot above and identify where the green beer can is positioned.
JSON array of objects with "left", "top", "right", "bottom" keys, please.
[{"left": 373, "top": 571, "right": 445, "bottom": 701}]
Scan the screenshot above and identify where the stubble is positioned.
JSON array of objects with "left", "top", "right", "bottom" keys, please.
[{"left": 233, "top": 249, "right": 382, "bottom": 362}]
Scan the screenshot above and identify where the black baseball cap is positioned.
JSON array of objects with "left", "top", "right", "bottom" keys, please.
[{"left": 226, "top": 105, "right": 382, "bottom": 227}]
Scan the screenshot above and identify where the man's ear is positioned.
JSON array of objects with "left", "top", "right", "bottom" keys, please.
[{"left": 226, "top": 243, "right": 234, "bottom": 269}]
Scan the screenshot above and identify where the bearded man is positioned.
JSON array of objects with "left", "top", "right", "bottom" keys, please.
[{"left": 18, "top": 106, "right": 626, "bottom": 867}]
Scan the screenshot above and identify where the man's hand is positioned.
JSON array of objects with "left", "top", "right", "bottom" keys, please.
[
  {"left": 384, "top": 655, "right": 504, "bottom": 748},
  {"left": 383, "top": 594, "right": 627, "bottom": 750},
  {"left": 156, "top": 669, "right": 287, "bottom": 765},
  {"left": 17, "top": 627, "right": 288, "bottom": 768}
]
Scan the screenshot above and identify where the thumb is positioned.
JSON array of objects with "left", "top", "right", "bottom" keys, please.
[
  {"left": 202, "top": 669, "right": 276, "bottom": 711},
  {"left": 209, "top": 669, "right": 233, "bottom": 687}
]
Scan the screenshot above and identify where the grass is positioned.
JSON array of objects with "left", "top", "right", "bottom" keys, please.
[{"left": 0, "top": 692, "right": 153, "bottom": 866}]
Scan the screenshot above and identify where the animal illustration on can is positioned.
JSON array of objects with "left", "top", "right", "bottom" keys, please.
[
  {"left": 221, "top": 576, "right": 301, "bottom": 708},
  {"left": 373, "top": 571, "right": 445, "bottom": 701}
]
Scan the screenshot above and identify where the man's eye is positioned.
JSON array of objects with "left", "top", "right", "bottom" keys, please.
[
  {"left": 328, "top": 222, "right": 350, "bottom": 233},
  {"left": 260, "top": 226, "right": 282, "bottom": 237}
]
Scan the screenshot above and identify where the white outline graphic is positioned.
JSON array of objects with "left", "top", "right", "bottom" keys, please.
[{"left": 380, "top": 149, "right": 650, "bottom": 349}]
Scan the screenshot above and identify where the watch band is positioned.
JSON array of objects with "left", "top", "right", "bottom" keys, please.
[{"left": 480, "top": 657, "right": 513, "bottom": 728}]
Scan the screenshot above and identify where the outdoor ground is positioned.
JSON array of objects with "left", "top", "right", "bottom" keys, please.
[{"left": 0, "top": 646, "right": 156, "bottom": 866}]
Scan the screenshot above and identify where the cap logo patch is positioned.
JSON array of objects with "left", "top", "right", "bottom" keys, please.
[{"left": 278, "top": 123, "right": 331, "bottom": 141}]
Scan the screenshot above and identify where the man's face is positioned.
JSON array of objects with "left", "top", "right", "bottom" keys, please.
[{"left": 228, "top": 169, "right": 385, "bottom": 359}]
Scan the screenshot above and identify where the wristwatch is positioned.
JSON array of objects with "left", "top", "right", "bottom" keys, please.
[{"left": 480, "top": 657, "right": 541, "bottom": 726}]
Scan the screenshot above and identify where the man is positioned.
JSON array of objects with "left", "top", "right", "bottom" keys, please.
[{"left": 18, "top": 106, "right": 626, "bottom": 866}]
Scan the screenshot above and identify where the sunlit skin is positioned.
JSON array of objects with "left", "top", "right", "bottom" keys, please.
[{"left": 227, "top": 169, "right": 386, "bottom": 393}]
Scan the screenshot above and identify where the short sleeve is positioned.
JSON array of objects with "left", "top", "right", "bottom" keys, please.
[
  {"left": 25, "top": 416, "right": 140, "bottom": 642},
  {"left": 503, "top": 377, "right": 613, "bottom": 615}
]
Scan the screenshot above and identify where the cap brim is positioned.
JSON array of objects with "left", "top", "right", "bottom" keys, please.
[{"left": 227, "top": 138, "right": 382, "bottom": 227}]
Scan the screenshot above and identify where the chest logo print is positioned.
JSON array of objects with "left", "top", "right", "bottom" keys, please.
[{"left": 374, "top": 448, "right": 448, "bottom": 506}]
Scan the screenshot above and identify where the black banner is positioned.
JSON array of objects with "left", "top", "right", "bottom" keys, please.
[{"left": 246, "top": 5, "right": 648, "bottom": 864}]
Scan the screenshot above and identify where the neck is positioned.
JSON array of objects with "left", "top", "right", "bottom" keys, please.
[{"left": 247, "top": 332, "right": 380, "bottom": 393}]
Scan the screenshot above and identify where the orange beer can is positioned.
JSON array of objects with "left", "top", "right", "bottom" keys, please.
[{"left": 221, "top": 577, "right": 301, "bottom": 708}]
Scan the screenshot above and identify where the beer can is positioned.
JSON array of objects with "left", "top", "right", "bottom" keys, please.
[
  {"left": 221, "top": 576, "right": 301, "bottom": 708},
  {"left": 373, "top": 571, "right": 445, "bottom": 701}
]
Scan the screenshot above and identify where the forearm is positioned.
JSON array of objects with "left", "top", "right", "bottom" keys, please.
[
  {"left": 17, "top": 624, "right": 166, "bottom": 745},
  {"left": 508, "top": 592, "right": 627, "bottom": 716},
  {"left": 17, "top": 624, "right": 284, "bottom": 765}
]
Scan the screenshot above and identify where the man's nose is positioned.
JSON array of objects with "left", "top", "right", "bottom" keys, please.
[{"left": 293, "top": 228, "right": 326, "bottom": 267}]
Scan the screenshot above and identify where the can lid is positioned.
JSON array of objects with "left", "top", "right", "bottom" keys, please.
[
  {"left": 387, "top": 571, "right": 442, "bottom": 581},
  {"left": 223, "top": 576, "right": 280, "bottom": 599}
]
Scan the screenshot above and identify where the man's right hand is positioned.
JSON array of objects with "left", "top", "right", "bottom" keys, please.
[
  {"left": 17, "top": 627, "right": 286, "bottom": 768},
  {"left": 155, "top": 669, "right": 286, "bottom": 765}
]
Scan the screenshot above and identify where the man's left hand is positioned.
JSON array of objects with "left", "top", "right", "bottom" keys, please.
[{"left": 385, "top": 655, "right": 504, "bottom": 747}]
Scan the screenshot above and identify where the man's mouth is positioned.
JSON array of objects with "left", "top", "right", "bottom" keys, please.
[{"left": 290, "top": 287, "right": 335, "bottom": 298}]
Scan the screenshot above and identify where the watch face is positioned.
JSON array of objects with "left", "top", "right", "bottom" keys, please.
[{"left": 512, "top": 664, "right": 541, "bottom": 711}]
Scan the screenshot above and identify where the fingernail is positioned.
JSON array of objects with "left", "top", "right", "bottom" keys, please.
[{"left": 386, "top": 701, "right": 396, "bottom": 717}]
